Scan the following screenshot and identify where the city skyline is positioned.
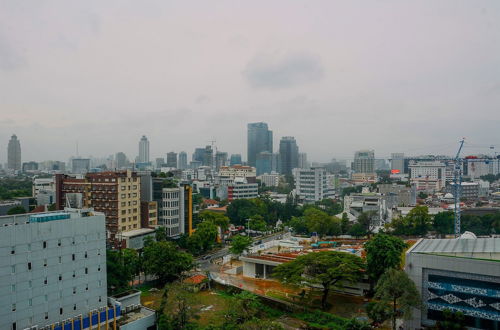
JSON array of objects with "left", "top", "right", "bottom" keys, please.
[{"left": 1, "top": 1, "right": 499, "bottom": 163}]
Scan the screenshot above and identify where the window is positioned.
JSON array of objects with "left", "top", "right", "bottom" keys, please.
[
  {"left": 44, "top": 259, "right": 47, "bottom": 267},
  {"left": 43, "top": 241, "right": 47, "bottom": 249},
  {"left": 73, "top": 304, "right": 76, "bottom": 311},
  {"left": 73, "top": 287, "right": 76, "bottom": 294},
  {"left": 28, "top": 299, "right": 32, "bottom": 306},
  {"left": 98, "top": 280, "right": 102, "bottom": 287},
  {"left": 45, "top": 312, "right": 48, "bottom": 320},
  {"left": 59, "top": 256, "right": 62, "bottom": 263},
  {"left": 98, "top": 265, "right": 101, "bottom": 271},
  {"left": 11, "top": 246, "right": 15, "bottom": 254},
  {"left": 85, "top": 267, "right": 88, "bottom": 274},
  {"left": 59, "top": 274, "right": 62, "bottom": 281},
  {"left": 84, "top": 252, "right": 88, "bottom": 258},
  {"left": 28, "top": 262, "right": 32, "bottom": 270},
  {"left": 12, "top": 323, "right": 16, "bottom": 330},
  {"left": 60, "top": 308, "right": 63, "bottom": 315},
  {"left": 44, "top": 277, "right": 47, "bottom": 285},
  {"left": 27, "top": 243, "right": 31, "bottom": 251},
  {"left": 85, "top": 284, "right": 88, "bottom": 291},
  {"left": 12, "top": 304, "right": 16, "bottom": 311},
  {"left": 11, "top": 284, "right": 15, "bottom": 292},
  {"left": 97, "top": 249, "right": 101, "bottom": 256},
  {"left": 72, "top": 254, "right": 75, "bottom": 261},
  {"left": 58, "top": 239, "right": 61, "bottom": 247},
  {"left": 73, "top": 271, "right": 76, "bottom": 278},
  {"left": 98, "top": 296, "right": 102, "bottom": 302}
]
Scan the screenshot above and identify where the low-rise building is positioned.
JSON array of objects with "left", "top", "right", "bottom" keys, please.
[
  {"left": 258, "top": 172, "right": 281, "bottom": 187},
  {"left": 445, "top": 182, "right": 480, "bottom": 200},
  {"left": 293, "top": 167, "right": 327, "bottom": 204},
  {"left": 405, "top": 237, "right": 500, "bottom": 329}
]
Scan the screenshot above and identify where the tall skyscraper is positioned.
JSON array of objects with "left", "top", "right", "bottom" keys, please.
[
  {"left": 166, "top": 152, "right": 177, "bottom": 168},
  {"left": 279, "top": 136, "right": 299, "bottom": 175},
  {"left": 193, "top": 148, "right": 205, "bottom": 163},
  {"left": 7, "top": 134, "right": 21, "bottom": 171},
  {"left": 215, "top": 151, "right": 228, "bottom": 171},
  {"left": 256, "top": 151, "right": 273, "bottom": 175},
  {"left": 247, "top": 122, "right": 273, "bottom": 167},
  {"left": 138, "top": 135, "right": 150, "bottom": 163},
  {"left": 230, "top": 154, "right": 242, "bottom": 165},
  {"left": 203, "top": 145, "right": 213, "bottom": 168},
  {"left": 391, "top": 153, "right": 405, "bottom": 173},
  {"left": 178, "top": 151, "right": 188, "bottom": 169},
  {"left": 353, "top": 150, "right": 375, "bottom": 174},
  {"left": 298, "top": 152, "right": 309, "bottom": 169}
]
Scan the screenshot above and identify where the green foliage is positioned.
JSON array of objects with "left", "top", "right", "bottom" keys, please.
[
  {"left": 348, "top": 223, "right": 366, "bottom": 238},
  {"left": 273, "top": 251, "right": 365, "bottom": 309},
  {"left": 158, "top": 283, "right": 200, "bottom": 330},
  {"left": 433, "top": 211, "right": 454, "bottom": 236},
  {"left": 142, "top": 241, "right": 193, "bottom": 285},
  {"left": 356, "top": 211, "right": 377, "bottom": 236},
  {"left": 341, "top": 212, "right": 350, "bottom": 234},
  {"left": 47, "top": 203, "right": 57, "bottom": 211},
  {"left": 461, "top": 213, "right": 500, "bottom": 235},
  {"left": 155, "top": 227, "right": 168, "bottom": 242},
  {"left": 287, "top": 216, "right": 309, "bottom": 235},
  {"left": 315, "top": 198, "right": 343, "bottom": 216},
  {"left": 418, "top": 192, "right": 428, "bottom": 199},
  {"left": 434, "top": 309, "right": 466, "bottom": 330},
  {"left": 122, "top": 248, "right": 141, "bottom": 277},
  {"left": 199, "top": 210, "right": 230, "bottom": 231},
  {"left": 107, "top": 250, "right": 133, "bottom": 294},
  {"left": 294, "top": 310, "right": 369, "bottom": 330},
  {"left": 341, "top": 186, "right": 362, "bottom": 198},
  {"left": 479, "top": 173, "right": 500, "bottom": 183},
  {"left": 248, "top": 214, "right": 267, "bottom": 232},
  {"left": 187, "top": 221, "right": 218, "bottom": 255},
  {"left": 303, "top": 208, "right": 341, "bottom": 237},
  {"left": 364, "top": 234, "right": 407, "bottom": 282},
  {"left": 389, "top": 205, "right": 431, "bottom": 236},
  {"left": 0, "top": 177, "right": 32, "bottom": 200},
  {"left": 366, "top": 301, "right": 392, "bottom": 325},
  {"left": 375, "top": 269, "right": 421, "bottom": 330},
  {"left": 7, "top": 205, "right": 26, "bottom": 215},
  {"left": 229, "top": 235, "right": 253, "bottom": 256},
  {"left": 227, "top": 196, "right": 301, "bottom": 226}
]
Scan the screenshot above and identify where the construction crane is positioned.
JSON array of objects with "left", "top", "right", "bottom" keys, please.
[{"left": 453, "top": 138, "right": 465, "bottom": 237}]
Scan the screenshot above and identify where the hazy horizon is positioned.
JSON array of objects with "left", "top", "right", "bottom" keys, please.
[{"left": 1, "top": 1, "right": 499, "bottom": 163}]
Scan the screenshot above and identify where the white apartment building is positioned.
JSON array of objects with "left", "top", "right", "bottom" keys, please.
[
  {"left": 159, "top": 187, "right": 185, "bottom": 237},
  {"left": 219, "top": 165, "right": 256, "bottom": 179},
  {"left": 292, "top": 167, "right": 327, "bottom": 204},
  {"left": 0, "top": 209, "right": 115, "bottom": 330},
  {"left": 258, "top": 172, "right": 282, "bottom": 187},
  {"left": 409, "top": 161, "right": 446, "bottom": 191}
]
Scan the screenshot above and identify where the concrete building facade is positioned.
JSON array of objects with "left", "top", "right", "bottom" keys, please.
[
  {"left": 7, "top": 134, "right": 22, "bottom": 171},
  {"left": 293, "top": 167, "right": 327, "bottom": 204},
  {"left": 0, "top": 209, "right": 111, "bottom": 330}
]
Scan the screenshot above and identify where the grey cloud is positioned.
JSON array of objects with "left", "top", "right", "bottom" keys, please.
[
  {"left": 243, "top": 51, "right": 324, "bottom": 89},
  {"left": 0, "top": 35, "right": 26, "bottom": 71}
]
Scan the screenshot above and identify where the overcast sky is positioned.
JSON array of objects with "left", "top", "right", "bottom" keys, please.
[{"left": 1, "top": 0, "right": 499, "bottom": 164}]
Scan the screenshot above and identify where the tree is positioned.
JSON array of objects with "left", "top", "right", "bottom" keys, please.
[
  {"left": 405, "top": 205, "right": 431, "bottom": 236},
  {"left": 304, "top": 208, "right": 341, "bottom": 238},
  {"left": 435, "top": 309, "right": 466, "bottom": 330},
  {"left": 364, "top": 234, "right": 407, "bottom": 284},
  {"left": 248, "top": 215, "right": 267, "bottom": 232},
  {"left": 375, "top": 269, "right": 421, "bottom": 330},
  {"left": 7, "top": 205, "right": 26, "bottom": 215},
  {"left": 107, "top": 250, "right": 131, "bottom": 294},
  {"left": 155, "top": 227, "right": 168, "bottom": 242},
  {"left": 356, "top": 211, "right": 377, "bottom": 236},
  {"left": 122, "top": 248, "right": 141, "bottom": 280},
  {"left": 199, "top": 210, "right": 230, "bottom": 231},
  {"left": 341, "top": 212, "right": 351, "bottom": 234},
  {"left": 433, "top": 212, "right": 454, "bottom": 237},
  {"left": 366, "top": 301, "right": 392, "bottom": 326},
  {"left": 315, "top": 198, "right": 343, "bottom": 216},
  {"left": 227, "top": 199, "right": 262, "bottom": 225},
  {"left": 348, "top": 223, "right": 366, "bottom": 238},
  {"left": 230, "top": 235, "right": 253, "bottom": 257},
  {"left": 273, "top": 251, "right": 364, "bottom": 309},
  {"left": 223, "top": 291, "right": 265, "bottom": 327},
  {"left": 142, "top": 241, "right": 193, "bottom": 285},
  {"left": 187, "top": 220, "right": 218, "bottom": 255}
]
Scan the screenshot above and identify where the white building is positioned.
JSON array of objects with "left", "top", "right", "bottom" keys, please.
[
  {"left": 218, "top": 165, "right": 256, "bottom": 179},
  {"left": 409, "top": 161, "right": 446, "bottom": 192},
  {"left": 293, "top": 167, "right": 327, "bottom": 204},
  {"left": 258, "top": 172, "right": 281, "bottom": 187},
  {"left": 0, "top": 209, "right": 114, "bottom": 330},
  {"left": 33, "top": 177, "right": 56, "bottom": 204},
  {"left": 159, "top": 187, "right": 186, "bottom": 238}
]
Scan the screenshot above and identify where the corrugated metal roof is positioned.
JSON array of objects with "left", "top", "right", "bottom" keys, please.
[{"left": 411, "top": 237, "right": 500, "bottom": 254}]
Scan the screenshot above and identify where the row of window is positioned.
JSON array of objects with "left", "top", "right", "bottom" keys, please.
[
  {"left": 120, "top": 185, "right": 138, "bottom": 190},
  {"left": 120, "top": 207, "right": 138, "bottom": 215},
  {"left": 121, "top": 224, "right": 138, "bottom": 231},
  {"left": 11, "top": 239, "right": 101, "bottom": 253},
  {"left": 120, "top": 193, "right": 138, "bottom": 198},
  {"left": 121, "top": 216, "right": 138, "bottom": 223},
  {"left": 12, "top": 264, "right": 101, "bottom": 276}
]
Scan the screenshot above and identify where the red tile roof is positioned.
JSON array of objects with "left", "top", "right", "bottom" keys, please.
[{"left": 184, "top": 274, "right": 207, "bottom": 284}]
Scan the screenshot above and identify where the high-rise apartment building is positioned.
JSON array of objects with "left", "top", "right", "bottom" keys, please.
[
  {"left": 293, "top": 167, "right": 327, "bottom": 203},
  {"left": 152, "top": 182, "right": 192, "bottom": 238},
  {"left": 71, "top": 158, "right": 90, "bottom": 174},
  {"left": 256, "top": 151, "right": 274, "bottom": 175},
  {"left": 279, "top": 136, "right": 299, "bottom": 175},
  {"left": 391, "top": 153, "right": 405, "bottom": 173},
  {"left": 298, "top": 152, "right": 309, "bottom": 169},
  {"left": 230, "top": 154, "right": 242, "bottom": 166},
  {"left": 247, "top": 122, "right": 273, "bottom": 167},
  {"left": 178, "top": 151, "right": 188, "bottom": 169},
  {"left": 215, "top": 152, "right": 228, "bottom": 171},
  {"left": 138, "top": 135, "right": 150, "bottom": 163},
  {"left": 166, "top": 152, "right": 177, "bottom": 168},
  {"left": 55, "top": 170, "right": 141, "bottom": 248},
  {"left": 7, "top": 134, "right": 21, "bottom": 171},
  {"left": 0, "top": 209, "right": 115, "bottom": 330},
  {"left": 203, "top": 146, "right": 213, "bottom": 168},
  {"left": 192, "top": 148, "right": 205, "bottom": 163},
  {"left": 353, "top": 150, "right": 375, "bottom": 174},
  {"left": 115, "top": 152, "right": 128, "bottom": 169}
]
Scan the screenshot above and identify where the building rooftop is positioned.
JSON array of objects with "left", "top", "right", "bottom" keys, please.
[
  {"left": 120, "top": 228, "right": 155, "bottom": 237},
  {"left": 411, "top": 237, "right": 500, "bottom": 255}
]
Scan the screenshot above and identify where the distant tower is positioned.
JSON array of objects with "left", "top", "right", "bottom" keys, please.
[
  {"left": 178, "top": 151, "right": 188, "bottom": 170},
  {"left": 279, "top": 137, "right": 299, "bottom": 175},
  {"left": 138, "top": 135, "right": 150, "bottom": 163},
  {"left": 7, "top": 134, "right": 21, "bottom": 171},
  {"left": 353, "top": 150, "right": 375, "bottom": 174},
  {"left": 247, "top": 122, "right": 273, "bottom": 167},
  {"left": 166, "top": 152, "right": 178, "bottom": 168},
  {"left": 115, "top": 152, "right": 128, "bottom": 169},
  {"left": 230, "top": 154, "right": 242, "bottom": 166}
]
